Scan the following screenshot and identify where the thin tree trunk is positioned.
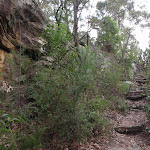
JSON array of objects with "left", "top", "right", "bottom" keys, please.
[
  {"left": 74, "top": 0, "right": 79, "bottom": 50},
  {"left": 87, "top": 32, "right": 89, "bottom": 46},
  {"left": 64, "top": 0, "right": 69, "bottom": 33}
]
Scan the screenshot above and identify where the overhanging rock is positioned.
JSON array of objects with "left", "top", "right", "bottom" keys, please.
[{"left": 0, "top": 0, "right": 46, "bottom": 59}]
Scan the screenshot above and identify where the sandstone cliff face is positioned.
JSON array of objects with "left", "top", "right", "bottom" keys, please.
[{"left": 0, "top": 0, "right": 46, "bottom": 67}]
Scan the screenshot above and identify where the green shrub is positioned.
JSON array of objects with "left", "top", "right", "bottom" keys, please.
[
  {"left": 95, "top": 64, "right": 123, "bottom": 97},
  {"left": 42, "top": 23, "right": 72, "bottom": 64},
  {"left": 2, "top": 47, "right": 125, "bottom": 149},
  {"left": 96, "top": 16, "right": 121, "bottom": 53},
  {"left": 2, "top": 22, "right": 128, "bottom": 149},
  {"left": 118, "top": 82, "right": 131, "bottom": 95},
  {"left": 18, "top": 128, "right": 43, "bottom": 150},
  {"left": 108, "top": 96, "right": 129, "bottom": 113},
  {"left": 17, "top": 47, "right": 112, "bottom": 148},
  {"left": 0, "top": 112, "right": 25, "bottom": 150}
]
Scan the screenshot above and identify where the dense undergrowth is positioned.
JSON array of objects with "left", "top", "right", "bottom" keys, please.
[
  {"left": 146, "top": 61, "right": 150, "bottom": 119},
  {"left": 0, "top": 24, "right": 132, "bottom": 150},
  {"left": 0, "top": 0, "right": 150, "bottom": 148}
]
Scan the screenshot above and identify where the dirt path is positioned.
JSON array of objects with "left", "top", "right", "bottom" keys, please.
[
  {"left": 79, "top": 74, "right": 150, "bottom": 150},
  {"left": 106, "top": 100, "right": 150, "bottom": 150},
  {"left": 80, "top": 105, "right": 150, "bottom": 150}
]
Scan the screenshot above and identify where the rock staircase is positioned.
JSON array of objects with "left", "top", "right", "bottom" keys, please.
[
  {"left": 115, "top": 72, "right": 148, "bottom": 134},
  {"left": 135, "top": 74, "right": 147, "bottom": 84},
  {"left": 110, "top": 72, "right": 150, "bottom": 150},
  {"left": 126, "top": 74, "right": 147, "bottom": 101},
  {"left": 79, "top": 71, "right": 150, "bottom": 150}
]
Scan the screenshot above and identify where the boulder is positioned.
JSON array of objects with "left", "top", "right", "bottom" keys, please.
[{"left": 0, "top": 0, "right": 46, "bottom": 59}]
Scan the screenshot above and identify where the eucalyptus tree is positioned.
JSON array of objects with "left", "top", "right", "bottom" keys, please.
[
  {"left": 143, "top": 47, "right": 150, "bottom": 65},
  {"left": 96, "top": 17, "right": 121, "bottom": 53},
  {"left": 37, "top": 0, "right": 73, "bottom": 28},
  {"left": 37, "top": 0, "right": 90, "bottom": 52},
  {"left": 92, "top": 0, "right": 134, "bottom": 54},
  {"left": 36, "top": 0, "right": 53, "bottom": 19},
  {"left": 95, "top": 0, "right": 149, "bottom": 64},
  {"left": 73, "top": 0, "right": 90, "bottom": 50},
  {"left": 96, "top": 0, "right": 149, "bottom": 27},
  {"left": 120, "top": 27, "right": 141, "bottom": 61}
]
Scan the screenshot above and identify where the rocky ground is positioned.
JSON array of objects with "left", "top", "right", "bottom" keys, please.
[{"left": 79, "top": 73, "right": 150, "bottom": 150}]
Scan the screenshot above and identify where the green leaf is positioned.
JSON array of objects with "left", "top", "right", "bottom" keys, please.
[{"left": 16, "top": 115, "right": 25, "bottom": 123}]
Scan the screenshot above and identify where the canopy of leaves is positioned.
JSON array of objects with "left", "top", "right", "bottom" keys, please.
[{"left": 96, "top": 17, "right": 121, "bottom": 53}]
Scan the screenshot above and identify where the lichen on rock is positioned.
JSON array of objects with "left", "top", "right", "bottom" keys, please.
[
  {"left": 0, "top": 0, "right": 46, "bottom": 79},
  {"left": 0, "top": 0, "right": 46, "bottom": 58}
]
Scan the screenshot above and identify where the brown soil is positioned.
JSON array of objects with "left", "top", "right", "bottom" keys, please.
[{"left": 79, "top": 98, "right": 150, "bottom": 150}]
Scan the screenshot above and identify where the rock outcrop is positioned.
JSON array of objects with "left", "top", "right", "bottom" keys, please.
[{"left": 0, "top": 0, "right": 46, "bottom": 63}]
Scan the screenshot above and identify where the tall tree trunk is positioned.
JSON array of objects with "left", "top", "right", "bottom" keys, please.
[
  {"left": 64, "top": 0, "right": 69, "bottom": 33},
  {"left": 87, "top": 32, "right": 89, "bottom": 46},
  {"left": 74, "top": 0, "right": 79, "bottom": 50}
]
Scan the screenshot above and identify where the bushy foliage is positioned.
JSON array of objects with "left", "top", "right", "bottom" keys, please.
[
  {"left": 19, "top": 46, "right": 124, "bottom": 149},
  {"left": 146, "top": 59, "right": 150, "bottom": 118},
  {"left": 95, "top": 63, "right": 123, "bottom": 96},
  {"left": 26, "top": 48, "right": 109, "bottom": 147},
  {"left": 0, "top": 111, "right": 25, "bottom": 150},
  {"left": 0, "top": 23, "right": 127, "bottom": 149},
  {"left": 118, "top": 82, "right": 131, "bottom": 95},
  {"left": 96, "top": 17, "right": 121, "bottom": 53},
  {"left": 42, "top": 23, "right": 72, "bottom": 64},
  {"left": 1, "top": 51, "right": 125, "bottom": 149}
]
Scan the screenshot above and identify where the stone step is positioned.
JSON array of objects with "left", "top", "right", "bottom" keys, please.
[
  {"left": 128, "top": 90, "right": 144, "bottom": 94},
  {"left": 136, "top": 79, "right": 147, "bottom": 84},
  {"left": 127, "top": 89, "right": 146, "bottom": 95},
  {"left": 114, "top": 124, "right": 145, "bottom": 134},
  {"left": 127, "top": 92, "right": 146, "bottom": 97},
  {"left": 135, "top": 74, "right": 146, "bottom": 77},
  {"left": 126, "top": 95, "right": 146, "bottom": 101},
  {"left": 109, "top": 144, "right": 142, "bottom": 150},
  {"left": 135, "top": 75, "right": 146, "bottom": 78},
  {"left": 129, "top": 105, "right": 147, "bottom": 111},
  {"left": 127, "top": 93, "right": 146, "bottom": 97},
  {"left": 135, "top": 77, "right": 146, "bottom": 80}
]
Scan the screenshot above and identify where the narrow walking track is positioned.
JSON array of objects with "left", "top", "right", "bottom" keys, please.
[
  {"left": 80, "top": 72, "right": 150, "bottom": 150},
  {"left": 107, "top": 72, "right": 150, "bottom": 150}
]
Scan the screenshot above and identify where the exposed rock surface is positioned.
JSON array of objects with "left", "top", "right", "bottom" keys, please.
[
  {"left": 0, "top": 50, "right": 5, "bottom": 77},
  {"left": 114, "top": 124, "right": 145, "bottom": 134},
  {"left": 0, "top": 0, "right": 46, "bottom": 62},
  {"left": 37, "top": 56, "right": 54, "bottom": 66}
]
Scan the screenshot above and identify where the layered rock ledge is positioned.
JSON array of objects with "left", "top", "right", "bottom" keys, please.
[{"left": 0, "top": 0, "right": 46, "bottom": 65}]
